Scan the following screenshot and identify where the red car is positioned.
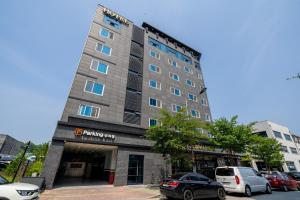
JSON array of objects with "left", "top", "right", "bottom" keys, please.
[{"left": 265, "top": 171, "right": 298, "bottom": 191}]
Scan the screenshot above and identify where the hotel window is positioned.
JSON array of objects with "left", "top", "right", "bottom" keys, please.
[
  {"left": 149, "top": 64, "right": 161, "bottom": 73},
  {"left": 172, "top": 104, "right": 182, "bottom": 112},
  {"left": 191, "top": 109, "right": 200, "bottom": 118},
  {"left": 274, "top": 131, "right": 283, "bottom": 139},
  {"left": 149, "top": 98, "right": 162, "bottom": 108},
  {"left": 185, "top": 79, "right": 195, "bottom": 87},
  {"left": 188, "top": 93, "right": 197, "bottom": 102},
  {"left": 168, "top": 59, "right": 178, "bottom": 68},
  {"left": 149, "top": 50, "right": 160, "bottom": 59},
  {"left": 90, "top": 59, "right": 109, "bottom": 74},
  {"left": 84, "top": 80, "right": 105, "bottom": 96},
  {"left": 184, "top": 66, "right": 193, "bottom": 74},
  {"left": 149, "top": 118, "right": 158, "bottom": 127},
  {"left": 281, "top": 145, "right": 289, "bottom": 153},
  {"left": 284, "top": 134, "right": 292, "bottom": 141},
  {"left": 170, "top": 87, "right": 181, "bottom": 96},
  {"left": 78, "top": 104, "right": 100, "bottom": 118},
  {"left": 290, "top": 147, "right": 298, "bottom": 154},
  {"left": 204, "top": 114, "right": 211, "bottom": 121},
  {"left": 201, "top": 98, "right": 208, "bottom": 106},
  {"left": 169, "top": 72, "right": 180, "bottom": 81},
  {"left": 96, "top": 43, "right": 112, "bottom": 56},
  {"left": 149, "top": 79, "right": 161, "bottom": 90},
  {"left": 148, "top": 37, "right": 192, "bottom": 64},
  {"left": 100, "top": 28, "right": 114, "bottom": 39},
  {"left": 103, "top": 15, "right": 122, "bottom": 29},
  {"left": 286, "top": 161, "right": 297, "bottom": 171}
]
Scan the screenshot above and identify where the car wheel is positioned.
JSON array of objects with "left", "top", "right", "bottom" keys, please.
[
  {"left": 245, "top": 185, "right": 252, "bottom": 197},
  {"left": 265, "top": 184, "right": 272, "bottom": 194},
  {"left": 183, "top": 190, "right": 194, "bottom": 200},
  {"left": 217, "top": 188, "right": 226, "bottom": 200},
  {"left": 283, "top": 185, "right": 288, "bottom": 192}
]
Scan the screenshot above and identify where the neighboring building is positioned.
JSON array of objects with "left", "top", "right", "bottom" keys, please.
[
  {"left": 0, "top": 134, "right": 23, "bottom": 156},
  {"left": 42, "top": 5, "right": 212, "bottom": 188},
  {"left": 252, "top": 121, "right": 300, "bottom": 172}
]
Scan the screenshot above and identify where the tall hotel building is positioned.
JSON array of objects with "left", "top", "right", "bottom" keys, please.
[{"left": 43, "top": 5, "right": 212, "bottom": 188}]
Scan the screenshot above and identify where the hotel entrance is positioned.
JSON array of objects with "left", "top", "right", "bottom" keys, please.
[{"left": 55, "top": 142, "right": 117, "bottom": 186}]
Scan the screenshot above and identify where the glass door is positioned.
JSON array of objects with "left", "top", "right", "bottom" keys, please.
[{"left": 127, "top": 155, "right": 144, "bottom": 184}]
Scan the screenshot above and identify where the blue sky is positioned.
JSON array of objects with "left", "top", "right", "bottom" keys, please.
[{"left": 0, "top": 0, "right": 299, "bottom": 144}]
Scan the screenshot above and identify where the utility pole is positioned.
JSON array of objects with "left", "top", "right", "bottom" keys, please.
[{"left": 12, "top": 141, "right": 30, "bottom": 182}]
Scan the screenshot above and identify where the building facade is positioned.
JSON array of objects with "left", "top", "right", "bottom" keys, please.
[
  {"left": 0, "top": 134, "right": 23, "bottom": 156},
  {"left": 42, "top": 5, "right": 212, "bottom": 188},
  {"left": 252, "top": 121, "right": 300, "bottom": 172}
]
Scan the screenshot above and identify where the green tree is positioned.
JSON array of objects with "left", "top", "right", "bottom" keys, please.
[
  {"left": 206, "top": 116, "right": 254, "bottom": 164},
  {"left": 30, "top": 143, "right": 49, "bottom": 162},
  {"left": 146, "top": 109, "right": 207, "bottom": 172},
  {"left": 4, "top": 143, "right": 49, "bottom": 179},
  {"left": 247, "top": 136, "right": 284, "bottom": 172},
  {"left": 4, "top": 151, "right": 26, "bottom": 177}
]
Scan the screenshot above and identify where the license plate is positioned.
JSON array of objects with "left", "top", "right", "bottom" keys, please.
[{"left": 163, "top": 184, "right": 168, "bottom": 187}]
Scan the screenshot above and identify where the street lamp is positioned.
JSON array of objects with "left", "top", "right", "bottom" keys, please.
[{"left": 185, "top": 87, "right": 208, "bottom": 173}]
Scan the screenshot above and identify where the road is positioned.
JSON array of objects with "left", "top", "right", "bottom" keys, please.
[
  {"left": 157, "top": 190, "right": 300, "bottom": 200},
  {"left": 41, "top": 185, "right": 300, "bottom": 200}
]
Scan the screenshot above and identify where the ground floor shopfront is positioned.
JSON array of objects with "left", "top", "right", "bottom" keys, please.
[
  {"left": 193, "top": 150, "right": 242, "bottom": 179},
  {"left": 42, "top": 119, "right": 169, "bottom": 189}
]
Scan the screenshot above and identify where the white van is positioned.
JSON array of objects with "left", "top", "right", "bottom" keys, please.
[{"left": 215, "top": 167, "right": 272, "bottom": 197}]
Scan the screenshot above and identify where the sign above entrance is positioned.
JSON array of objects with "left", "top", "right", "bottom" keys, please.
[
  {"left": 74, "top": 128, "right": 116, "bottom": 141},
  {"left": 103, "top": 7, "right": 129, "bottom": 25}
]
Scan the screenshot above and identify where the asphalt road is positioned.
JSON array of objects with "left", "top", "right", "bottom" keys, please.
[
  {"left": 41, "top": 185, "right": 300, "bottom": 200},
  {"left": 158, "top": 190, "right": 300, "bottom": 200}
]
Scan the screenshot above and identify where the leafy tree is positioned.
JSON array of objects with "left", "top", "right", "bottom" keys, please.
[
  {"left": 26, "top": 160, "right": 43, "bottom": 176},
  {"left": 206, "top": 116, "right": 254, "bottom": 164},
  {"left": 4, "top": 151, "right": 26, "bottom": 177},
  {"left": 247, "top": 136, "right": 284, "bottom": 172},
  {"left": 30, "top": 143, "right": 49, "bottom": 162},
  {"left": 146, "top": 109, "right": 207, "bottom": 172},
  {"left": 4, "top": 143, "right": 49, "bottom": 180}
]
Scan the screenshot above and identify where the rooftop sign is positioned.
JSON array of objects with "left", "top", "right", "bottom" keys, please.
[{"left": 103, "top": 7, "right": 129, "bottom": 25}]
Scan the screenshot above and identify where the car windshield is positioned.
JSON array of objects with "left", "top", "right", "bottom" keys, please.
[
  {"left": 171, "top": 173, "right": 186, "bottom": 180},
  {"left": 216, "top": 168, "right": 234, "bottom": 176},
  {"left": 0, "top": 176, "right": 9, "bottom": 184},
  {"left": 292, "top": 172, "right": 300, "bottom": 177},
  {"left": 272, "top": 172, "right": 288, "bottom": 179}
]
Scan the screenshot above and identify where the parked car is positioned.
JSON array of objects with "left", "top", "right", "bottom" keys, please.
[
  {"left": 285, "top": 172, "right": 300, "bottom": 189},
  {"left": 264, "top": 171, "right": 298, "bottom": 191},
  {"left": 215, "top": 166, "right": 272, "bottom": 197},
  {"left": 0, "top": 175, "right": 39, "bottom": 200},
  {"left": 160, "top": 172, "right": 226, "bottom": 200},
  {"left": 0, "top": 154, "right": 16, "bottom": 170}
]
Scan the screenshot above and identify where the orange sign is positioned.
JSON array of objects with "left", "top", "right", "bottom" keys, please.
[{"left": 74, "top": 128, "right": 84, "bottom": 136}]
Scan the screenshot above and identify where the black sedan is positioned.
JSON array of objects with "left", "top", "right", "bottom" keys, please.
[{"left": 160, "top": 172, "right": 226, "bottom": 200}]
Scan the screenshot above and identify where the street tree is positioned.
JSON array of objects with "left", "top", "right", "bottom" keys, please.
[
  {"left": 146, "top": 109, "right": 207, "bottom": 173},
  {"left": 247, "top": 136, "right": 284, "bottom": 172},
  {"left": 206, "top": 116, "right": 254, "bottom": 164}
]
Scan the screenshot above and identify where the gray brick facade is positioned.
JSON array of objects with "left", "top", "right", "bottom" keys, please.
[{"left": 43, "top": 5, "right": 211, "bottom": 189}]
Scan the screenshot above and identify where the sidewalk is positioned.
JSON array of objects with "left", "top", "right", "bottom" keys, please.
[{"left": 40, "top": 185, "right": 161, "bottom": 200}]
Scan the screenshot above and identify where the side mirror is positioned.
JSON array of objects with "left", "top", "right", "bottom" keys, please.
[{"left": 208, "top": 179, "right": 212, "bottom": 183}]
